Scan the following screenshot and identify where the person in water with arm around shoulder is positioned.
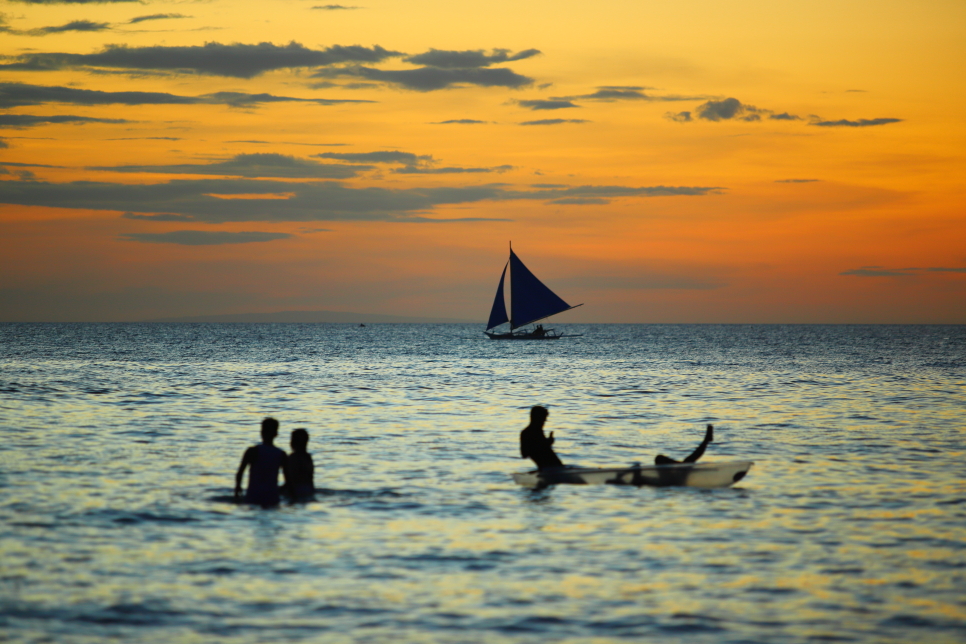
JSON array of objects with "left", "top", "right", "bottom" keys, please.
[
  {"left": 520, "top": 405, "right": 564, "bottom": 470},
  {"left": 284, "top": 428, "right": 315, "bottom": 501},
  {"left": 235, "top": 417, "right": 288, "bottom": 506}
]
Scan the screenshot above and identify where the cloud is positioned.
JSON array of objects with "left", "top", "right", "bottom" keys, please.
[
  {"left": 92, "top": 153, "right": 367, "bottom": 178},
  {"left": 556, "top": 86, "right": 701, "bottom": 102},
  {"left": 775, "top": 179, "right": 820, "bottom": 183},
  {"left": 695, "top": 97, "right": 764, "bottom": 122},
  {"left": 0, "top": 114, "right": 130, "bottom": 127},
  {"left": 313, "top": 150, "right": 423, "bottom": 164},
  {"left": 570, "top": 87, "right": 653, "bottom": 101},
  {"left": 516, "top": 99, "right": 579, "bottom": 110},
  {"left": 120, "top": 231, "right": 293, "bottom": 245},
  {"left": 520, "top": 119, "right": 588, "bottom": 125},
  {"left": 394, "top": 164, "right": 513, "bottom": 175},
  {"left": 0, "top": 139, "right": 8, "bottom": 149},
  {"left": 840, "top": 267, "right": 913, "bottom": 277},
  {"left": 312, "top": 4, "right": 360, "bottom": 9},
  {"left": 525, "top": 185, "right": 719, "bottom": 199},
  {"left": 432, "top": 119, "right": 488, "bottom": 124},
  {"left": 404, "top": 48, "right": 540, "bottom": 69},
  {"left": 202, "top": 91, "right": 372, "bottom": 108},
  {"left": 810, "top": 118, "right": 902, "bottom": 127},
  {"left": 3, "top": 42, "right": 403, "bottom": 78},
  {"left": 667, "top": 97, "right": 901, "bottom": 129},
  {"left": 0, "top": 177, "right": 721, "bottom": 223},
  {"left": 313, "top": 65, "right": 533, "bottom": 91},
  {"left": 0, "top": 82, "right": 373, "bottom": 108},
  {"left": 547, "top": 197, "right": 609, "bottom": 205},
  {"left": 122, "top": 212, "right": 196, "bottom": 222},
  {"left": 28, "top": 20, "right": 111, "bottom": 35},
  {"left": 769, "top": 112, "right": 802, "bottom": 121},
  {"left": 0, "top": 14, "right": 111, "bottom": 35},
  {"left": 0, "top": 82, "right": 194, "bottom": 107},
  {"left": 128, "top": 14, "right": 189, "bottom": 24},
  {"left": 313, "top": 150, "right": 510, "bottom": 174},
  {"left": 841, "top": 265, "right": 966, "bottom": 277}
]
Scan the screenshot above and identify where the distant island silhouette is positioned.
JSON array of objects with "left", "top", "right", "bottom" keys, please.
[{"left": 141, "top": 310, "right": 476, "bottom": 324}]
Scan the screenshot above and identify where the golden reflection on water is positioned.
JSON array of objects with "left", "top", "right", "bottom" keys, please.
[{"left": 2, "top": 323, "right": 964, "bottom": 643}]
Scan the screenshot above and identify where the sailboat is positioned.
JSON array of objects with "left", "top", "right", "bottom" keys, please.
[{"left": 485, "top": 245, "right": 583, "bottom": 340}]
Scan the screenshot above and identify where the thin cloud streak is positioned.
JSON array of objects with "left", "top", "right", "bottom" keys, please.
[
  {"left": 811, "top": 118, "right": 902, "bottom": 127},
  {"left": 404, "top": 48, "right": 540, "bottom": 69},
  {"left": 0, "top": 82, "right": 373, "bottom": 108},
  {"left": 313, "top": 65, "right": 533, "bottom": 91},
  {"left": 0, "top": 114, "right": 129, "bottom": 127},
  {"left": 120, "top": 231, "right": 293, "bottom": 245},
  {"left": 91, "top": 153, "right": 368, "bottom": 178},
  {"left": 520, "top": 119, "right": 588, "bottom": 125},
  {"left": 3, "top": 42, "right": 402, "bottom": 78},
  {"left": 0, "top": 177, "right": 722, "bottom": 223}
]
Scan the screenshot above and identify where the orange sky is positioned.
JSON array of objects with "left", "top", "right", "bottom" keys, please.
[{"left": 1, "top": 0, "right": 964, "bottom": 322}]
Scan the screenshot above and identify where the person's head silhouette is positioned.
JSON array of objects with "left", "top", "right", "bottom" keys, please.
[
  {"left": 261, "top": 417, "right": 279, "bottom": 443},
  {"left": 530, "top": 405, "right": 549, "bottom": 424},
  {"left": 291, "top": 428, "right": 309, "bottom": 453}
]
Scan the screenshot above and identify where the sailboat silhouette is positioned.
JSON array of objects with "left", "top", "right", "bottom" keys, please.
[{"left": 484, "top": 244, "right": 583, "bottom": 340}]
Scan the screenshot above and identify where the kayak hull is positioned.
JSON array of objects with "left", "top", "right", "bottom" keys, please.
[{"left": 511, "top": 460, "right": 754, "bottom": 489}]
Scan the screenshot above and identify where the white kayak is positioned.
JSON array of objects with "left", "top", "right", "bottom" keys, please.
[{"left": 511, "top": 460, "right": 754, "bottom": 489}]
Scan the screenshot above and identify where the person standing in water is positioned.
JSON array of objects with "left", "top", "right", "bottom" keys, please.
[
  {"left": 654, "top": 424, "right": 714, "bottom": 465},
  {"left": 235, "top": 417, "right": 288, "bottom": 506},
  {"left": 284, "top": 428, "right": 315, "bottom": 501},
  {"left": 520, "top": 405, "right": 564, "bottom": 469}
]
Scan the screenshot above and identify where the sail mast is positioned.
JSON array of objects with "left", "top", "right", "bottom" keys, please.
[{"left": 508, "top": 241, "right": 513, "bottom": 328}]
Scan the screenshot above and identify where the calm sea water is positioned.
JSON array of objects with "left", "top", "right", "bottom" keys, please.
[{"left": 1, "top": 323, "right": 964, "bottom": 643}]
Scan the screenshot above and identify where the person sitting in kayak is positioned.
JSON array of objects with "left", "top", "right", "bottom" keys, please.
[
  {"left": 654, "top": 424, "right": 714, "bottom": 465},
  {"left": 235, "top": 417, "right": 288, "bottom": 506},
  {"left": 520, "top": 405, "right": 564, "bottom": 469},
  {"left": 284, "top": 427, "right": 315, "bottom": 501}
]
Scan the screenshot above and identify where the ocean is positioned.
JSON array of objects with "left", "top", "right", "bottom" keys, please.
[{"left": 0, "top": 323, "right": 963, "bottom": 643}]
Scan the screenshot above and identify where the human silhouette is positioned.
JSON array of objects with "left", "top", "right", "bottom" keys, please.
[
  {"left": 520, "top": 405, "right": 564, "bottom": 469},
  {"left": 285, "top": 428, "right": 315, "bottom": 500},
  {"left": 532, "top": 324, "right": 546, "bottom": 338},
  {"left": 235, "top": 417, "right": 288, "bottom": 506},
  {"left": 654, "top": 425, "right": 714, "bottom": 465}
]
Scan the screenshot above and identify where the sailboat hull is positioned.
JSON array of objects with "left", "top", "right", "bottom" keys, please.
[{"left": 485, "top": 330, "right": 562, "bottom": 340}]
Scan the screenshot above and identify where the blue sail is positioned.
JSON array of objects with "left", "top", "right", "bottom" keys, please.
[
  {"left": 509, "top": 250, "right": 576, "bottom": 329},
  {"left": 485, "top": 262, "right": 510, "bottom": 330}
]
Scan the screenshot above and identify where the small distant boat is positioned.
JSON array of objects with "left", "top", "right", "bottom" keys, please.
[
  {"left": 485, "top": 245, "right": 582, "bottom": 340},
  {"left": 512, "top": 460, "right": 754, "bottom": 489}
]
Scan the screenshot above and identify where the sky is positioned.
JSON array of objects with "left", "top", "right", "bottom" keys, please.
[{"left": 1, "top": 0, "right": 964, "bottom": 323}]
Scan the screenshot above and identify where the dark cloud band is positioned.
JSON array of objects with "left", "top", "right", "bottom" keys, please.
[
  {"left": 3, "top": 42, "right": 402, "bottom": 78},
  {"left": 810, "top": 118, "right": 902, "bottom": 127},
  {"left": 314, "top": 65, "right": 533, "bottom": 91},
  {"left": 0, "top": 82, "right": 373, "bottom": 108},
  {"left": 404, "top": 48, "right": 540, "bottom": 69},
  {"left": 120, "top": 231, "right": 293, "bottom": 245},
  {"left": 91, "top": 153, "right": 367, "bottom": 179},
  {"left": 0, "top": 177, "right": 721, "bottom": 223}
]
